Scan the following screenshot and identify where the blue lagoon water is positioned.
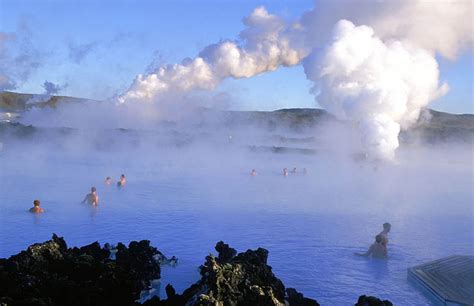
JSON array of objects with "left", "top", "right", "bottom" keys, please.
[{"left": 0, "top": 144, "right": 472, "bottom": 305}]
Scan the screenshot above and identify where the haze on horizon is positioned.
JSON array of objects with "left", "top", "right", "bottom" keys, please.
[{"left": 0, "top": 0, "right": 473, "bottom": 160}]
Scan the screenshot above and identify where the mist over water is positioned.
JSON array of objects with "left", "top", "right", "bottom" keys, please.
[{"left": 0, "top": 110, "right": 472, "bottom": 304}]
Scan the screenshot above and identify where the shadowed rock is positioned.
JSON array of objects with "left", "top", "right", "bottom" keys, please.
[
  {"left": 214, "top": 240, "right": 237, "bottom": 263},
  {"left": 0, "top": 237, "right": 392, "bottom": 306},
  {"left": 143, "top": 242, "right": 319, "bottom": 306},
  {"left": 0, "top": 234, "right": 162, "bottom": 306},
  {"left": 355, "top": 295, "right": 394, "bottom": 306}
]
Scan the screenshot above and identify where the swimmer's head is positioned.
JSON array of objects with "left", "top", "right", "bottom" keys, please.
[
  {"left": 33, "top": 199, "right": 40, "bottom": 207},
  {"left": 375, "top": 234, "right": 383, "bottom": 243},
  {"left": 91, "top": 187, "right": 97, "bottom": 192},
  {"left": 106, "top": 177, "right": 111, "bottom": 180},
  {"left": 383, "top": 222, "right": 391, "bottom": 231},
  {"left": 121, "top": 174, "right": 125, "bottom": 178}
]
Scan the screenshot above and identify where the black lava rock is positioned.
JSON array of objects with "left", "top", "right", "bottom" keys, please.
[
  {"left": 146, "top": 241, "right": 320, "bottom": 306},
  {"left": 0, "top": 234, "right": 162, "bottom": 306},
  {"left": 0, "top": 237, "right": 393, "bottom": 306},
  {"left": 355, "top": 295, "right": 394, "bottom": 306}
]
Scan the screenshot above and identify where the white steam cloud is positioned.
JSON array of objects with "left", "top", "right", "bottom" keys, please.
[
  {"left": 303, "top": 20, "right": 449, "bottom": 159},
  {"left": 14, "top": 1, "right": 459, "bottom": 160},
  {"left": 300, "top": 0, "right": 473, "bottom": 59},
  {"left": 118, "top": 7, "right": 306, "bottom": 103}
]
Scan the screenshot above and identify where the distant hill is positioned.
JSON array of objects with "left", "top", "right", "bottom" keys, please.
[
  {"left": 0, "top": 91, "right": 90, "bottom": 112},
  {"left": 1, "top": 91, "right": 473, "bottom": 145}
]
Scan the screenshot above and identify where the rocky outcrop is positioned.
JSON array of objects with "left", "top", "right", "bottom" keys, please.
[
  {"left": 143, "top": 241, "right": 320, "bottom": 306},
  {"left": 355, "top": 295, "right": 393, "bottom": 306},
  {"left": 0, "top": 234, "right": 162, "bottom": 306},
  {"left": 0, "top": 236, "right": 393, "bottom": 306}
]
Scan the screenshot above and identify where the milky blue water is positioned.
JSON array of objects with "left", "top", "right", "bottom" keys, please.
[{"left": 0, "top": 144, "right": 472, "bottom": 305}]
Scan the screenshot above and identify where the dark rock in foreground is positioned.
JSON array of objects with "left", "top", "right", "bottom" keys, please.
[
  {"left": 0, "top": 236, "right": 392, "bottom": 306},
  {"left": 144, "top": 240, "right": 318, "bottom": 305},
  {"left": 355, "top": 295, "right": 393, "bottom": 306},
  {"left": 0, "top": 234, "right": 162, "bottom": 306}
]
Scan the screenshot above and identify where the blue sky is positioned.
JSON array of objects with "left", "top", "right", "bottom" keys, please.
[{"left": 0, "top": 0, "right": 472, "bottom": 113}]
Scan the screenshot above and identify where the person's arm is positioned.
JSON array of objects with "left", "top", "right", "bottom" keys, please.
[
  {"left": 355, "top": 244, "right": 374, "bottom": 257},
  {"left": 81, "top": 194, "right": 88, "bottom": 204},
  {"left": 355, "top": 245, "right": 373, "bottom": 257}
]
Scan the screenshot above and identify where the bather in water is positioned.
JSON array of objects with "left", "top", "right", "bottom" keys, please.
[
  {"left": 29, "top": 199, "right": 44, "bottom": 214},
  {"left": 355, "top": 234, "right": 388, "bottom": 259},
  {"left": 117, "top": 174, "right": 126, "bottom": 187},
  {"left": 82, "top": 187, "right": 99, "bottom": 206},
  {"left": 104, "top": 177, "right": 112, "bottom": 185},
  {"left": 378, "top": 222, "right": 391, "bottom": 247}
]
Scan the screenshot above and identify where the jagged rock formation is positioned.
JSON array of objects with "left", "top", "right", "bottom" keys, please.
[
  {"left": 0, "top": 236, "right": 392, "bottom": 306},
  {"left": 143, "top": 241, "right": 319, "bottom": 306},
  {"left": 355, "top": 295, "right": 393, "bottom": 306},
  {"left": 0, "top": 234, "right": 162, "bottom": 306}
]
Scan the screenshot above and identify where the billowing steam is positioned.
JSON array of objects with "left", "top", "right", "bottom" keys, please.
[
  {"left": 300, "top": 0, "right": 473, "bottom": 59},
  {"left": 7, "top": 1, "right": 469, "bottom": 160},
  {"left": 118, "top": 7, "right": 306, "bottom": 103},
  {"left": 303, "top": 20, "right": 449, "bottom": 159},
  {"left": 114, "top": 1, "right": 471, "bottom": 159}
]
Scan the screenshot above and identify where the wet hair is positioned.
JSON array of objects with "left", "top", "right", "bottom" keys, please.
[
  {"left": 383, "top": 222, "right": 391, "bottom": 229},
  {"left": 91, "top": 187, "right": 97, "bottom": 192},
  {"left": 106, "top": 177, "right": 111, "bottom": 180},
  {"left": 375, "top": 234, "right": 383, "bottom": 243},
  {"left": 121, "top": 174, "right": 125, "bottom": 178},
  {"left": 33, "top": 200, "right": 40, "bottom": 206}
]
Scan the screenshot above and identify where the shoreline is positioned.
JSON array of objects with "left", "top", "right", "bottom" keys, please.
[{"left": 0, "top": 234, "right": 393, "bottom": 306}]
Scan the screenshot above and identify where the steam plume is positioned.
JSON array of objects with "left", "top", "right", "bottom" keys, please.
[
  {"left": 303, "top": 20, "right": 449, "bottom": 159},
  {"left": 71, "top": 1, "right": 474, "bottom": 159},
  {"left": 300, "top": 0, "right": 473, "bottom": 59},
  {"left": 118, "top": 7, "right": 306, "bottom": 103}
]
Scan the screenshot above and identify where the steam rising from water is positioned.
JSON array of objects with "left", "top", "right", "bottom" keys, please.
[
  {"left": 7, "top": 1, "right": 472, "bottom": 160},
  {"left": 112, "top": 1, "right": 471, "bottom": 159},
  {"left": 118, "top": 7, "right": 306, "bottom": 104},
  {"left": 303, "top": 20, "right": 448, "bottom": 159}
]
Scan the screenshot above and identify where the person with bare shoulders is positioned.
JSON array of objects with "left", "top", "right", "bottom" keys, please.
[
  {"left": 117, "top": 174, "right": 126, "bottom": 187},
  {"left": 82, "top": 187, "right": 99, "bottom": 205},
  {"left": 29, "top": 200, "right": 44, "bottom": 213},
  {"left": 250, "top": 169, "right": 257, "bottom": 176},
  {"left": 283, "top": 168, "right": 289, "bottom": 177},
  {"left": 105, "top": 177, "right": 112, "bottom": 185},
  {"left": 291, "top": 167, "right": 297, "bottom": 173},
  {"left": 378, "top": 222, "right": 391, "bottom": 247},
  {"left": 355, "top": 234, "right": 388, "bottom": 259}
]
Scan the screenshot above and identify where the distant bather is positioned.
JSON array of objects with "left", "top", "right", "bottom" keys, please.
[
  {"left": 355, "top": 234, "right": 388, "bottom": 259},
  {"left": 82, "top": 187, "right": 99, "bottom": 206},
  {"left": 29, "top": 199, "right": 44, "bottom": 214},
  {"left": 117, "top": 174, "right": 126, "bottom": 187}
]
